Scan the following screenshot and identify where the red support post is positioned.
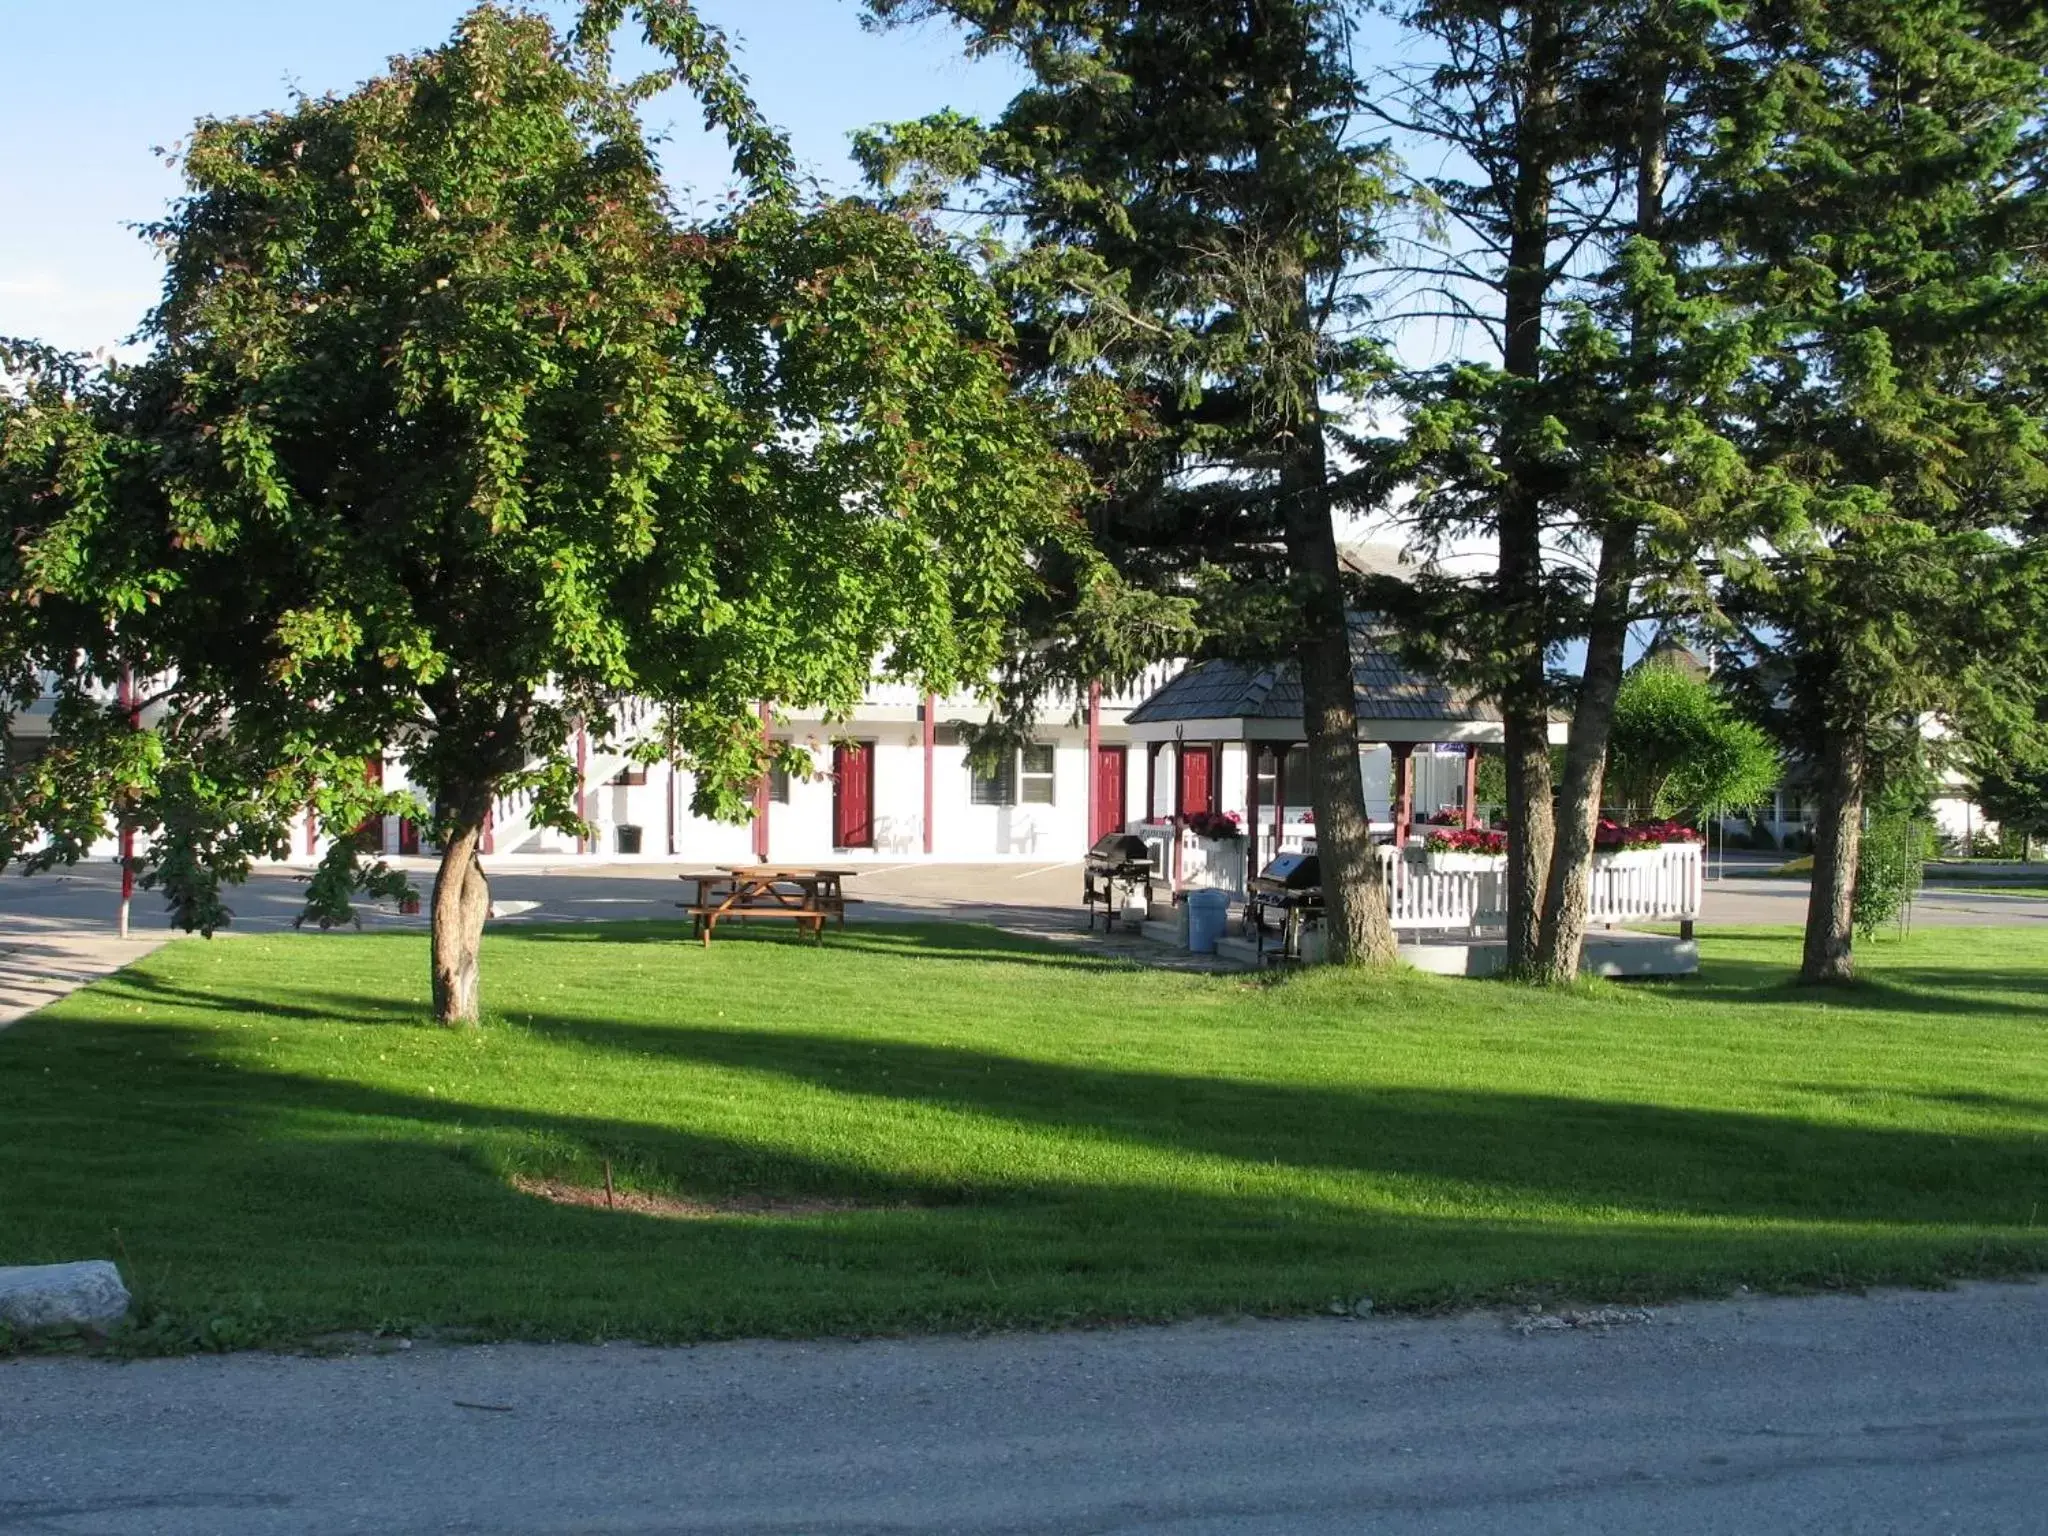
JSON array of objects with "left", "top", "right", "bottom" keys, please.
[
  {"left": 752, "top": 702, "right": 772, "bottom": 862},
  {"left": 1246, "top": 741, "right": 1261, "bottom": 870},
  {"left": 1271, "top": 743, "right": 1287, "bottom": 856},
  {"left": 922, "top": 692, "right": 937, "bottom": 856},
  {"left": 1085, "top": 681, "right": 1102, "bottom": 853},
  {"left": 573, "top": 721, "right": 589, "bottom": 855},
  {"left": 117, "top": 668, "right": 137, "bottom": 938},
  {"left": 1463, "top": 743, "right": 1480, "bottom": 826},
  {"left": 1392, "top": 742, "right": 1415, "bottom": 848}
]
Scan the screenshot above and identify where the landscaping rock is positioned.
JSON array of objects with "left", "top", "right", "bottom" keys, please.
[{"left": 0, "top": 1261, "right": 131, "bottom": 1334}]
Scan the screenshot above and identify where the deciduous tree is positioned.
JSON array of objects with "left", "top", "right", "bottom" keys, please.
[{"left": 2, "top": 2, "right": 1084, "bottom": 1022}]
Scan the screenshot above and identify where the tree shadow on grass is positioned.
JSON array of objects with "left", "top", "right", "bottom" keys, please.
[
  {"left": 5, "top": 1010, "right": 2047, "bottom": 1345},
  {"left": 502, "top": 918, "right": 1144, "bottom": 975},
  {"left": 75, "top": 965, "right": 2048, "bottom": 1235},
  {"left": 1661, "top": 954, "right": 2048, "bottom": 1023}
]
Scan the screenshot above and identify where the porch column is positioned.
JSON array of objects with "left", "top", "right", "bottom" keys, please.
[
  {"left": 922, "top": 692, "right": 937, "bottom": 856},
  {"left": 752, "top": 702, "right": 771, "bottom": 862},
  {"left": 1463, "top": 744, "right": 1480, "bottom": 826},
  {"left": 1271, "top": 743, "right": 1287, "bottom": 855},
  {"left": 1245, "top": 740, "right": 1261, "bottom": 869},
  {"left": 1086, "top": 680, "right": 1102, "bottom": 851},
  {"left": 573, "top": 719, "right": 589, "bottom": 856},
  {"left": 1171, "top": 740, "right": 1184, "bottom": 889},
  {"left": 1391, "top": 741, "right": 1415, "bottom": 847},
  {"left": 1145, "top": 742, "right": 1161, "bottom": 821}
]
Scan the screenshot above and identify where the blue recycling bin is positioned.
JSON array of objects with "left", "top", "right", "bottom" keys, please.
[{"left": 1185, "top": 887, "right": 1231, "bottom": 954}]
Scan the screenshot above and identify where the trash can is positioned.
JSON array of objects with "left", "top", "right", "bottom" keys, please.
[
  {"left": 1185, "top": 887, "right": 1231, "bottom": 954},
  {"left": 614, "top": 824, "right": 643, "bottom": 855}
]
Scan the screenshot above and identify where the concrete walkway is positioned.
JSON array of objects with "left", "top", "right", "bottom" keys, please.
[{"left": 4, "top": 1282, "right": 2044, "bottom": 1534}]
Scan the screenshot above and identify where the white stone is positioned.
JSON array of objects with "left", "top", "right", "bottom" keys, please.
[{"left": 0, "top": 1261, "right": 131, "bottom": 1334}]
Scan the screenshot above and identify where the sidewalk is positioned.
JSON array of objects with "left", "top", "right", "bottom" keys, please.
[{"left": 0, "top": 920, "right": 169, "bottom": 1029}]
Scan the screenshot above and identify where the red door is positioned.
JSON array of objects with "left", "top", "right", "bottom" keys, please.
[
  {"left": 1091, "top": 746, "right": 1127, "bottom": 844},
  {"left": 1177, "top": 746, "right": 1215, "bottom": 817},
  {"left": 833, "top": 742, "right": 874, "bottom": 848},
  {"left": 354, "top": 755, "right": 385, "bottom": 850}
]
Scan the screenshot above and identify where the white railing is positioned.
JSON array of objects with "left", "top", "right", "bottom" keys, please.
[
  {"left": 1582, "top": 843, "right": 1705, "bottom": 924},
  {"left": 1378, "top": 848, "right": 1504, "bottom": 930},
  {"left": 1133, "top": 821, "right": 1248, "bottom": 895},
  {"left": 1244, "top": 836, "right": 1701, "bottom": 932}
]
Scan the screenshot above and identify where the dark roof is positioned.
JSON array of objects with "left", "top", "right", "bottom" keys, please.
[{"left": 1127, "top": 624, "right": 1501, "bottom": 728}]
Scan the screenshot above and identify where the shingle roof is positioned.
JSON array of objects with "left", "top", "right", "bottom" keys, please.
[{"left": 1126, "top": 623, "right": 1501, "bottom": 727}]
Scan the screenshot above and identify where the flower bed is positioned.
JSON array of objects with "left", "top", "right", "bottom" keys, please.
[
  {"left": 1593, "top": 820, "right": 1702, "bottom": 867},
  {"left": 1182, "top": 809, "right": 1244, "bottom": 842},
  {"left": 1424, "top": 825, "right": 1506, "bottom": 871}
]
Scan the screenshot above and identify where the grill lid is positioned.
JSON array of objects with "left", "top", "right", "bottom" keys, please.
[
  {"left": 1087, "top": 832, "right": 1154, "bottom": 866},
  {"left": 1254, "top": 852, "right": 1321, "bottom": 889}
]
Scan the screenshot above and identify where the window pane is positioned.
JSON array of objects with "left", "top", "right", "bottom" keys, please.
[
  {"left": 1019, "top": 743, "right": 1055, "bottom": 804},
  {"left": 769, "top": 765, "right": 790, "bottom": 804},
  {"left": 971, "top": 759, "right": 1015, "bottom": 805}
]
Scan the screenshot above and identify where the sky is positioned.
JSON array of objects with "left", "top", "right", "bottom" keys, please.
[{"left": 0, "top": 0, "right": 1023, "bottom": 356}]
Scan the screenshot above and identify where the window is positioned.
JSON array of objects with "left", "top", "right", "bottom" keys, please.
[
  {"left": 768, "top": 764, "right": 791, "bottom": 804},
  {"left": 973, "top": 745, "right": 1056, "bottom": 806},
  {"left": 1020, "top": 743, "right": 1056, "bottom": 804},
  {"left": 970, "top": 754, "right": 1016, "bottom": 806}
]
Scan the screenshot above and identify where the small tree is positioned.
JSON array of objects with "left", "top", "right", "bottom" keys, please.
[
  {"left": 1605, "top": 662, "right": 1779, "bottom": 820},
  {"left": 3, "top": 3, "right": 1083, "bottom": 1023}
]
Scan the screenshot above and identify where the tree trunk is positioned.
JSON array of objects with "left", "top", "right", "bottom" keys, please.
[
  {"left": 1283, "top": 447, "right": 1398, "bottom": 968},
  {"left": 1495, "top": 0, "right": 1564, "bottom": 975},
  {"left": 1535, "top": 540, "right": 1633, "bottom": 982},
  {"left": 1535, "top": 57, "right": 1665, "bottom": 984},
  {"left": 431, "top": 812, "right": 493, "bottom": 1025},
  {"left": 1802, "top": 726, "right": 1865, "bottom": 984}
]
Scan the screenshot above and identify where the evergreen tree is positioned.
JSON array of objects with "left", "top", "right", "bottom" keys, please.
[
  {"left": 861, "top": 0, "right": 1402, "bottom": 963},
  {"left": 1708, "top": 0, "right": 2048, "bottom": 981}
]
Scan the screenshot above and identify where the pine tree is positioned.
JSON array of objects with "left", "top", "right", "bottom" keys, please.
[
  {"left": 862, "top": 0, "right": 1403, "bottom": 963},
  {"left": 1707, "top": 0, "right": 2048, "bottom": 981}
]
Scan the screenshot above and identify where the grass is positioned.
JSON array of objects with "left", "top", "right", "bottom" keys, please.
[{"left": 3, "top": 920, "right": 2046, "bottom": 1351}]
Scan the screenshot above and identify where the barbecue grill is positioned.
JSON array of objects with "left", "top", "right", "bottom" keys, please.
[
  {"left": 1246, "top": 851, "right": 1323, "bottom": 961},
  {"left": 1083, "top": 832, "right": 1156, "bottom": 931}
]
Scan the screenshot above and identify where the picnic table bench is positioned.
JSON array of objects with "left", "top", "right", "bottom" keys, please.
[{"left": 676, "top": 866, "right": 859, "bottom": 946}]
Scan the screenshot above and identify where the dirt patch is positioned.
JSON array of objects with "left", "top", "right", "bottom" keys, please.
[{"left": 512, "top": 1177, "right": 876, "bottom": 1221}]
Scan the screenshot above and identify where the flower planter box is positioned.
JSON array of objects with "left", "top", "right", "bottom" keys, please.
[
  {"left": 1594, "top": 846, "right": 1667, "bottom": 868},
  {"left": 1426, "top": 851, "right": 1507, "bottom": 874}
]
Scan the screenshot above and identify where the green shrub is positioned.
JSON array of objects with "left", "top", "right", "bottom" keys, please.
[{"left": 1855, "top": 816, "right": 1932, "bottom": 938}]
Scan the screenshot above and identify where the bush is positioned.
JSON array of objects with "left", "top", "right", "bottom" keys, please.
[
  {"left": 1855, "top": 816, "right": 1932, "bottom": 939},
  {"left": 1607, "top": 664, "right": 1781, "bottom": 818}
]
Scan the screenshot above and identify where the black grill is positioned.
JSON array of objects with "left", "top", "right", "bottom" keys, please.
[
  {"left": 1083, "top": 832, "right": 1156, "bottom": 931},
  {"left": 1246, "top": 852, "right": 1323, "bottom": 960}
]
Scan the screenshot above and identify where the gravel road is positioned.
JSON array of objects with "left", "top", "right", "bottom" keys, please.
[{"left": 4, "top": 1282, "right": 2045, "bottom": 1534}]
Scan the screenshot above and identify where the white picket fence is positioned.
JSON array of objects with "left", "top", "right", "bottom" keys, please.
[
  {"left": 1377, "top": 843, "right": 1702, "bottom": 929},
  {"left": 1137, "top": 821, "right": 1703, "bottom": 932}
]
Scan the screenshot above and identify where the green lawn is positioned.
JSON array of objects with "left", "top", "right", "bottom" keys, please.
[{"left": 3, "top": 921, "right": 2046, "bottom": 1350}]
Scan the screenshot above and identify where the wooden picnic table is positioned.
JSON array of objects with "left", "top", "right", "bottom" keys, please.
[{"left": 676, "top": 866, "right": 860, "bottom": 945}]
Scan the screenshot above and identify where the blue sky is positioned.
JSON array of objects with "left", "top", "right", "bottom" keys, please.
[{"left": 0, "top": 1, "right": 1023, "bottom": 354}]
